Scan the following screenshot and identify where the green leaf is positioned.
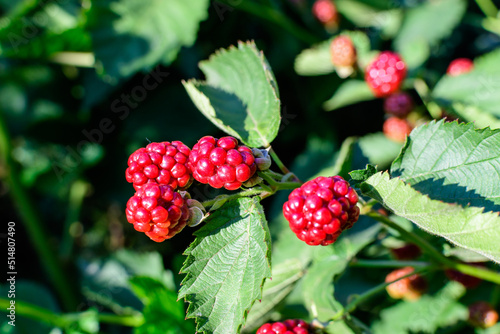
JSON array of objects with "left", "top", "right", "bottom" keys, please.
[
  {"left": 391, "top": 120, "right": 500, "bottom": 212},
  {"left": 294, "top": 38, "right": 335, "bottom": 76},
  {"left": 86, "top": 0, "right": 209, "bottom": 80},
  {"left": 394, "top": 0, "right": 467, "bottom": 69},
  {"left": 349, "top": 164, "right": 377, "bottom": 186},
  {"left": 179, "top": 197, "right": 272, "bottom": 334},
  {"left": 336, "top": 1, "right": 403, "bottom": 39},
  {"left": 183, "top": 41, "right": 281, "bottom": 147},
  {"left": 130, "top": 276, "right": 193, "bottom": 334},
  {"left": 372, "top": 282, "right": 467, "bottom": 334},
  {"left": 242, "top": 259, "right": 305, "bottom": 333},
  {"left": 360, "top": 172, "right": 500, "bottom": 263},
  {"left": 323, "top": 80, "right": 375, "bottom": 111},
  {"left": 432, "top": 49, "right": 500, "bottom": 117},
  {"left": 302, "top": 217, "right": 381, "bottom": 321}
]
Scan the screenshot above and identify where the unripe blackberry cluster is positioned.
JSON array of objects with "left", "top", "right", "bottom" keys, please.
[
  {"left": 446, "top": 58, "right": 473, "bottom": 77},
  {"left": 188, "top": 136, "right": 257, "bottom": 190},
  {"left": 126, "top": 182, "right": 190, "bottom": 242},
  {"left": 468, "top": 301, "right": 499, "bottom": 329},
  {"left": 283, "top": 176, "right": 360, "bottom": 246},
  {"left": 383, "top": 116, "right": 413, "bottom": 143},
  {"left": 256, "top": 319, "right": 313, "bottom": 334},
  {"left": 330, "top": 35, "right": 357, "bottom": 68},
  {"left": 312, "top": 0, "right": 338, "bottom": 29},
  {"left": 385, "top": 266, "right": 427, "bottom": 301},
  {"left": 126, "top": 141, "right": 192, "bottom": 190},
  {"left": 365, "top": 51, "right": 407, "bottom": 98}
]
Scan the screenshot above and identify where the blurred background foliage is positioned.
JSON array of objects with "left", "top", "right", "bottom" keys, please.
[{"left": 1, "top": 0, "right": 500, "bottom": 333}]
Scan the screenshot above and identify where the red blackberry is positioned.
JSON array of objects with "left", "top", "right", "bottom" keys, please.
[
  {"left": 365, "top": 51, "right": 407, "bottom": 97},
  {"left": 446, "top": 58, "right": 473, "bottom": 77},
  {"left": 312, "top": 0, "right": 338, "bottom": 28},
  {"left": 383, "top": 92, "right": 414, "bottom": 117},
  {"left": 383, "top": 116, "right": 413, "bottom": 143},
  {"left": 256, "top": 319, "right": 313, "bottom": 334},
  {"left": 125, "top": 182, "right": 190, "bottom": 242},
  {"left": 283, "top": 176, "right": 360, "bottom": 246},
  {"left": 125, "top": 141, "right": 192, "bottom": 190},
  {"left": 330, "top": 35, "right": 357, "bottom": 67},
  {"left": 468, "top": 301, "right": 499, "bottom": 329},
  {"left": 385, "top": 267, "right": 427, "bottom": 301},
  {"left": 188, "top": 136, "right": 257, "bottom": 190}
]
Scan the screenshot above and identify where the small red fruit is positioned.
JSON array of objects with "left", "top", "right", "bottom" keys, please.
[
  {"left": 330, "top": 35, "right": 357, "bottom": 67},
  {"left": 188, "top": 136, "right": 257, "bottom": 190},
  {"left": 125, "top": 182, "right": 190, "bottom": 242},
  {"left": 365, "top": 51, "right": 407, "bottom": 97},
  {"left": 312, "top": 0, "right": 338, "bottom": 28},
  {"left": 383, "top": 116, "right": 413, "bottom": 142},
  {"left": 385, "top": 266, "right": 427, "bottom": 301},
  {"left": 390, "top": 244, "right": 421, "bottom": 260},
  {"left": 468, "top": 301, "right": 499, "bottom": 329},
  {"left": 446, "top": 58, "right": 473, "bottom": 77},
  {"left": 383, "top": 92, "right": 414, "bottom": 117},
  {"left": 283, "top": 175, "right": 360, "bottom": 246},
  {"left": 125, "top": 141, "right": 192, "bottom": 191},
  {"left": 445, "top": 263, "right": 484, "bottom": 289},
  {"left": 256, "top": 319, "right": 313, "bottom": 334}
]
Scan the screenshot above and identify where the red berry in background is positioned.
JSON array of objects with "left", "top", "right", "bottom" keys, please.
[
  {"left": 385, "top": 266, "right": 427, "bottom": 301},
  {"left": 125, "top": 141, "right": 192, "bottom": 191},
  {"left": 390, "top": 243, "right": 421, "bottom": 260},
  {"left": 283, "top": 176, "right": 360, "bottom": 246},
  {"left": 446, "top": 58, "right": 473, "bottom": 76},
  {"left": 383, "top": 116, "right": 413, "bottom": 143},
  {"left": 188, "top": 136, "right": 257, "bottom": 190},
  {"left": 383, "top": 92, "right": 414, "bottom": 117},
  {"left": 256, "top": 319, "right": 313, "bottom": 334},
  {"left": 468, "top": 301, "right": 499, "bottom": 329},
  {"left": 445, "top": 263, "right": 484, "bottom": 289},
  {"left": 312, "top": 0, "right": 338, "bottom": 28},
  {"left": 365, "top": 51, "right": 407, "bottom": 97},
  {"left": 330, "top": 35, "right": 357, "bottom": 67},
  {"left": 125, "top": 182, "right": 190, "bottom": 242}
]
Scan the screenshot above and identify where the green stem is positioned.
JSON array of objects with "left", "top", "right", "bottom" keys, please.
[
  {"left": 0, "top": 112, "right": 78, "bottom": 311},
  {"left": 350, "top": 259, "right": 431, "bottom": 269},
  {"left": 413, "top": 78, "right": 442, "bottom": 119},
  {"left": 269, "top": 148, "right": 301, "bottom": 183},
  {"left": 475, "top": 0, "right": 498, "bottom": 17},
  {"left": 330, "top": 266, "right": 433, "bottom": 321},
  {"left": 217, "top": 0, "right": 319, "bottom": 44},
  {"left": 200, "top": 187, "right": 269, "bottom": 209},
  {"left": 0, "top": 298, "right": 144, "bottom": 328},
  {"left": 60, "top": 180, "right": 88, "bottom": 260},
  {"left": 366, "top": 210, "right": 500, "bottom": 285}
]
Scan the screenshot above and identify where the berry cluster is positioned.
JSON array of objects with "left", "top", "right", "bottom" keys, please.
[
  {"left": 256, "top": 319, "right": 313, "bottom": 334},
  {"left": 126, "top": 182, "right": 190, "bottom": 242},
  {"left": 365, "top": 51, "right": 407, "bottom": 98},
  {"left": 468, "top": 301, "right": 499, "bottom": 329},
  {"left": 189, "top": 136, "right": 257, "bottom": 190},
  {"left": 385, "top": 266, "right": 427, "bottom": 301},
  {"left": 283, "top": 176, "right": 359, "bottom": 246},
  {"left": 125, "top": 136, "right": 260, "bottom": 241},
  {"left": 312, "top": 0, "right": 339, "bottom": 29}
]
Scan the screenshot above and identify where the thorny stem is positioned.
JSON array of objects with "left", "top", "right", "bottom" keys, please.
[
  {"left": 0, "top": 111, "right": 78, "bottom": 311},
  {"left": 329, "top": 266, "right": 434, "bottom": 322},
  {"left": 0, "top": 298, "right": 145, "bottom": 328},
  {"left": 269, "top": 148, "right": 301, "bottom": 182},
  {"left": 366, "top": 210, "right": 500, "bottom": 285}
]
